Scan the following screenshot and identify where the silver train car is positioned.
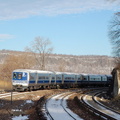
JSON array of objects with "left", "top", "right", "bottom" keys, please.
[{"left": 12, "top": 69, "right": 112, "bottom": 91}]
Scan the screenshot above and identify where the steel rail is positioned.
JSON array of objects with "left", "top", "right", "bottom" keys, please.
[
  {"left": 93, "top": 92, "right": 120, "bottom": 115},
  {"left": 80, "top": 91, "right": 117, "bottom": 120},
  {"left": 61, "top": 93, "right": 77, "bottom": 120},
  {"left": 45, "top": 91, "right": 79, "bottom": 120},
  {"left": 44, "top": 96, "right": 54, "bottom": 120}
]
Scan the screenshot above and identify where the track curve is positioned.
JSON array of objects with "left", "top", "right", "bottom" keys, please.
[
  {"left": 81, "top": 90, "right": 120, "bottom": 120},
  {"left": 45, "top": 92, "right": 82, "bottom": 120}
]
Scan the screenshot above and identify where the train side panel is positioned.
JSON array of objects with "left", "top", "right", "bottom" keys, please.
[
  {"left": 80, "top": 74, "right": 89, "bottom": 87},
  {"left": 12, "top": 69, "right": 112, "bottom": 91},
  {"left": 89, "top": 75, "right": 102, "bottom": 86}
]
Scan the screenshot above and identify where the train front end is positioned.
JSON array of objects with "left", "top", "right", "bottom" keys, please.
[{"left": 12, "top": 70, "right": 28, "bottom": 91}]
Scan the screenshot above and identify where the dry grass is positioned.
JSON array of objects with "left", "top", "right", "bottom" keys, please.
[{"left": 0, "top": 80, "right": 12, "bottom": 91}]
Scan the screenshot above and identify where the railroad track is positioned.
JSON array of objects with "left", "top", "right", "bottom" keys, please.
[
  {"left": 0, "top": 92, "right": 18, "bottom": 99},
  {"left": 44, "top": 91, "right": 82, "bottom": 120},
  {"left": 0, "top": 91, "right": 30, "bottom": 99},
  {"left": 93, "top": 92, "right": 120, "bottom": 115},
  {"left": 80, "top": 90, "right": 120, "bottom": 120}
]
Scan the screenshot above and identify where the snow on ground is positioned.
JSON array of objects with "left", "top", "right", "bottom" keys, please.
[
  {"left": 25, "top": 100, "right": 33, "bottom": 104},
  {"left": 63, "top": 94, "right": 83, "bottom": 120},
  {"left": 11, "top": 100, "right": 34, "bottom": 120},
  {"left": 11, "top": 109, "right": 28, "bottom": 120},
  {"left": 12, "top": 115, "right": 28, "bottom": 120},
  {"left": 46, "top": 93, "right": 83, "bottom": 120}
]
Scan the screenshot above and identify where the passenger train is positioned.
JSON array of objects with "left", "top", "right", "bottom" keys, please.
[{"left": 12, "top": 69, "right": 112, "bottom": 91}]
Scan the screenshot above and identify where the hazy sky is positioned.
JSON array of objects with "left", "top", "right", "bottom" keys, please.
[{"left": 0, "top": 0, "right": 120, "bottom": 56}]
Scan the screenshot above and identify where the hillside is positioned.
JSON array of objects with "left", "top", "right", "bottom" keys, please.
[
  {"left": 47, "top": 54, "right": 114, "bottom": 75},
  {"left": 0, "top": 50, "right": 115, "bottom": 75}
]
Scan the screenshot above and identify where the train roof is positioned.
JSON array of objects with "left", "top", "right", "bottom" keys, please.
[
  {"left": 13, "top": 69, "right": 112, "bottom": 77},
  {"left": 13, "top": 69, "right": 54, "bottom": 74},
  {"left": 54, "top": 71, "right": 79, "bottom": 75}
]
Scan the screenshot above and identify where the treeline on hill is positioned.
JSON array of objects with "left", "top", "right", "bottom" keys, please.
[{"left": 0, "top": 50, "right": 115, "bottom": 90}]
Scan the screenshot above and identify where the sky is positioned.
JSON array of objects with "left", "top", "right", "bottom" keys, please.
[{"left": 0, "top": 0, "right": 120, "bottom": 56}]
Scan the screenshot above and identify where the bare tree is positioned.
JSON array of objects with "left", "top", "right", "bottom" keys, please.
[
  {"left": 109, "top": 12, "right": 120, "bottom": 66},
  {"left": 58, "top": 59, "right": 67, "bottom": 72},
  {"left": 25, "top": 36, "right": 53, "bottom": 70}
]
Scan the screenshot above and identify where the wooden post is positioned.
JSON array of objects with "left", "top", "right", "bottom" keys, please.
[{"left": 11, "top": 90, "right": 12, "bottom": 105}]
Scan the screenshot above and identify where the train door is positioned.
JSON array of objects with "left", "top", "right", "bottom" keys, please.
[{"left": 62, "top": 74, "right": 64, "bottom": 84}]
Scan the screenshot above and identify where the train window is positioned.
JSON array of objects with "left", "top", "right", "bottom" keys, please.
[
  {"left": 52, "top": 77, "right": 55, "bottom": 79},
  {"left": 103, "top": 78, "right": 106, "bottom": 81},
  {"left": 66, "top": 77, "right": 68, "bottom": 80},
  {"left": 30, "top": 75, "right": 34, "bottom": 80},
  {"left": 38, "top": 76, "right": 46, "bottom": 80},
  {"left": 46, "top": 77, "right": 49, "bottom": 79},
  {"left": 13, "top": 72, "right": 23, "bottom": 79},
  {"left": 18, "top": 73, "right": 22, "bottom": 79},
  {"left": 65, "top": 77, "right": 71, "bottom": 80},
  {"left": 57, "top": 77, "right": 61, "bottom": 79},
  {"left": 13, "top": 73, "right": 17, "bottom": 79}
]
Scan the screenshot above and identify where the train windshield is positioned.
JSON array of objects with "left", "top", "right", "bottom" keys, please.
[{"left": 13, "top": 72, "right": 23, "bottom": 79}]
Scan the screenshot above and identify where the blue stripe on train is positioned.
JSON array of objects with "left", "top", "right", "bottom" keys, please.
[
  {"left": 77, "top": 81, "right": 82, "bottom": 83},
  {"left": 56, "top": 80, "right": 62, "bottom": 83},
  {"left": 38, "top": 80, "right": 62, "bottom": 83},
  {"left": 29, "top": 81, "right": 35, "bottom": 83},
  {"left": 51, "top": 80, "right": 55, "bottom": 83},
  {"left": 64, "top": 80, "right": 75, "bottom": 83},
  {"left": 29, "top": 80, "right": 76, "bottom": 84},
  {"left": 37, "top": 80, "right": 49, "bottom": 83}
]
